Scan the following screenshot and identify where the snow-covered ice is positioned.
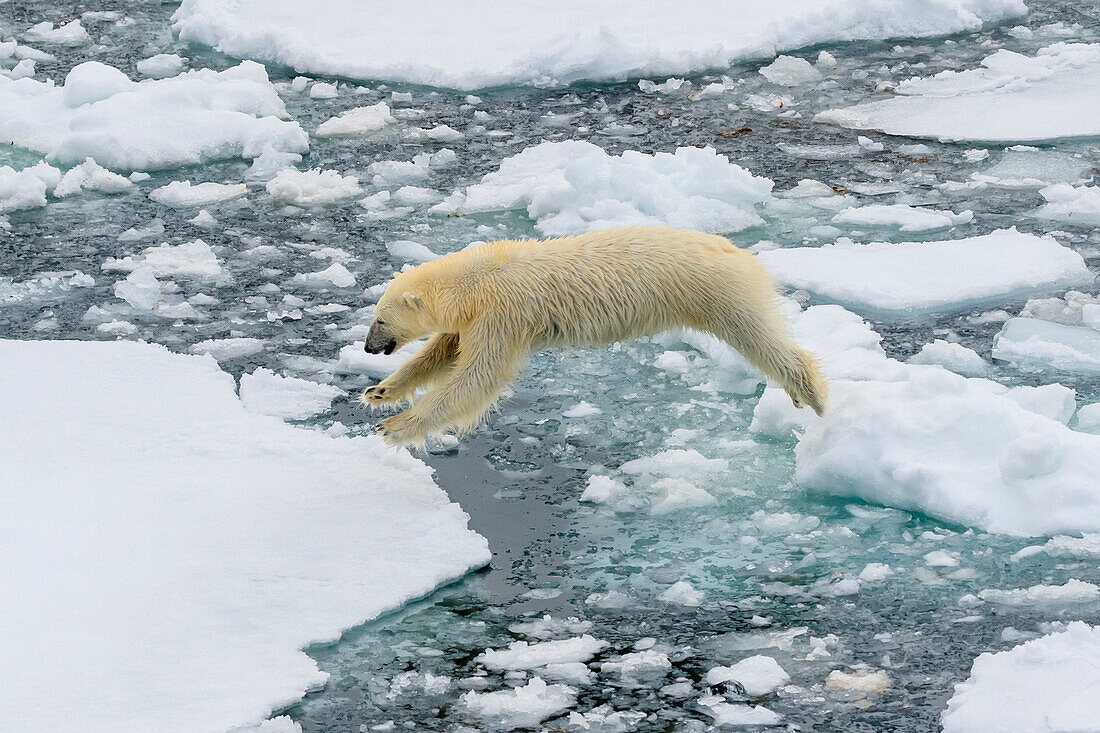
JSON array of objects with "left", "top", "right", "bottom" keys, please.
[
  {"left": 0, "top": 339, "right": 489, "bottom": 733},
  {"left": 831, "top": 203, "right": 973, "bottom": 232},
  {"left": 992, "top": 317, "right": 1100, "bottom": 374},
  {"left": 0, "top": 162, "right": 59, "bottom": 212},
  {"left": 942, "top": 622, "right": 1100, "bottom": 733},
  {"left": 315, "top": 102, "right": 395, "bottom": 137},
  {"left": 704, "top": 655, "right": 790, "bottom": 697},
  {"left": 189, "top": 337, "right": 266, "bottom": 361},
  {"left": 149, "top": 181, "right": 247, "bottom": 208},
  {"left": 819, "top": 43, "right": 1100, "bottom": 142},
  {"left": 266, "top": 168, "right": 362, "bottom": 207},
  {"left": 461, "top": 141, "right": 773, "bottom": 236},
  {"left": 172, "top": 0, "right": 1023, "bottom": 90},
  {"left": 1031, "top": 184, "right": 1100, "bottom": 227},
  {"left": 103, "top": 239, "right": 224, "bottom": 279},
  {"left": 461, "top": 677, "right": 576, "bottom": 730},
  {"left": 0, "top": 61, "right": 307, "bottom": 170},
  {"left": 238, "top": 367, "right": 344, "bottom": 420},
  {"left": 477, "top": 635, "right": 609, "bottom": 672},
  {"left": 757, "top": 229, "right": 1093, "bottom": 318},
  {"left": 908, "top": 340, "right": 991, "bottom": 376}
]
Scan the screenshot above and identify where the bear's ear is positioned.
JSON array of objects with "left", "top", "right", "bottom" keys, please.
[{"left": 404, "top": 292, "right": 425, "bottom": 310}]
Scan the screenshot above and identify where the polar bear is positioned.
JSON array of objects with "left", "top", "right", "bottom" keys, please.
[{"left": 362, "top": 226, "right": 826, "bottom": 447}]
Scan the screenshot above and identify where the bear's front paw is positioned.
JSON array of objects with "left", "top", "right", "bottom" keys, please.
[
  {"left": 360, "top": 383, "right": 406, "bottom": 409},
  {"left": 376, "top": 412, "right": 428, "bottom": 449}
]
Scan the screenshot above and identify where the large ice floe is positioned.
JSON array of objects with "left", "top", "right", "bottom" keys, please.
[
  {"left": 457, "top": 140, "right": 773, "bottom": 236},
  {"left": 171, "top": 0, "right": 1023, "bottom": 90},
  {"left": 992, "top": 317, "right": 1100, "bottom": 374},
  {"left": 756, "top": 228, "right": 1093, "bottom": 319},
  {"left": 0, "top": 339, "right": 489, "bottom": 733},
  {"left": 941, "top": 622, "right": 1100, "bottom": 733},
  {"left": 0, "top": 60, "right": 307, "bottom": 170},
  {"left": 818, "top": 43, "right": 1100, "bottom": 142}
]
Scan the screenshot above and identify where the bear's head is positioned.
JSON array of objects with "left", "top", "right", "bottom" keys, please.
[{"left": 364, "top": 271, "right": 435, "bottom": 355}]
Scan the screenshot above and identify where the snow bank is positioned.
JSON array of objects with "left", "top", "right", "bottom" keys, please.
[
  {"left": 819, "top": 43, "right": 1100, "bottom": 143},
  {"left": 0, "top": 61, "right": 307, "bottom": 170},
  {"left": 0, "top": 339, "right": 489, "bottom": 733},
  {"left": 172, "top": 0, "right": 1023, "bottom": 90},
  {"left": 756, "top": 229, "right": 1093, "bottom": 318},
  {"left": 992, "top": 317, "right": 1100, "bottom": 374},
  {"left": 942, "top": 622, "right": 1100, "bottom": 733},
  {"left": 461, "top": 141, "right": 773, "bottom": 236}
]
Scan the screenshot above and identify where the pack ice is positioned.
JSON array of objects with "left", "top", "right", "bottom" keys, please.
[
  {"left": 756, "top": 229, "right": 1093, "bottom": 318},
  {"left": 172, "top": 0, "right": 1024, "bottom": 90},
  {"left": 0, "top": 339, "right": 490, "bottom": 733},
  {"left": 457, "top": 141, "right": 773, "bottom": 236},
  {"left": 818, "top": 43, "right": 1100, "bottom": 142},
  {"left": 0, "top": 60, "right": 307, "bottom": 170}
]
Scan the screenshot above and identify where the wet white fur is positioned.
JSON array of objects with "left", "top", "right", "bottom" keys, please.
[{"left": 362, "top": 226, "right": 827, "bottom": 447}]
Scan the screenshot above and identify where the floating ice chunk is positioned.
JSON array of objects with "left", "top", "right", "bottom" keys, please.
[
  {"left": 751, "top": 510, "right": 820, "bottom": 533},
  {"left": 831, "top": 203, "right": 972, "bottom": 231},
  {"left": 942, "top": 622, "right": 1100, "bottom": 733},
  {"left": 104, "top": 239, "right": 224, "bottom": 279},
  {"left": 563, "top": 401, "right": 602, "bottom": 418},
  {"left": 697, "top": 696, "right": 782, "bottom": 727},
  {"left": 619, "top": 449, "right": 728, "bottom": 479},
  {"left": 1077, "top": 404, "right": 1100, "bottom": 433},
  {"left": 508, "top": 616, "right": 593, "bottom": 640},
  {"left": 859, "top": 563, "right": 893, "bottom": 582},
  {"left": 704, "top": 655, "right": 790, "bottom": 696},
  {"left": 977, "top": 579, "right": 1100, "bottom": 606},
  {"left": 648, "top": 478, "right": 716, "bottom": 515},
  {"left": 908, "top": 340, "right": 991, "bottom": 376},
  {"left": 757, "top": 229, "right": 1093, "bottom": 319},
  {"left": 760, "top": 55, "right": 821, "bottom": 85},
  {"left": 406, "top": 124, "right": 463, "bottom": 142},
  {"left": 477, "top": 635, "right": 608, "bottom": 672},
  {"left": 924, "top": 550, "right": 960, "bottom": 568},
  {"left": 0, "top": 339, "right": 489, "bottom": 733},
  {"left": 825, "top": 670, "right": 891, "bottom": 692},
  {"left": 1031, "top": 184, "right": 1100, "bottom": 226},
  {"left": 172, "top": 0, "right": 1022, "bottom": 90},
  {"left": 600, "top": 650, "right": 673, "bottom": 678},
  {"left": 795, "top": 367, "right": 1100, "bottom": 536},
  {"left": 461, "top": 677, "right": 576, "bottom": 730},
  {"left": 136, "top": 53, "right": 187, "bottom": 79},
  {"left": 385, "top": 239, "right": 439, "bottom": 263},
  {"left": 189, "top": 210, "right": 218, "bottom": 228},
  {"left": 309, "top": 81, "right": 338, "bottom": 99},
  {"left": 189, "top": 337, "right": 265, "bottom": 361},
  {"left": 461, "top": 141, "right": 773, "bottom": 236},
  {"left": 53, "top": 157, "right": 134, "bottom": 197},
  {"left": 238, "top": 368, "right": 343, "bottom": 420},
  {"left": 658, "top": 581, "right": 705, "bottom": 606},
  {"left": 1027, "top": 534, "right": 1100, "bottom": 558},
  {"left": 150, "top": 181, "right": 247, "bottom": 207},
  {"left": 113, "top": 267, "right": 200, "bottom": 319},
  {"left": 245, "top": 145, "right": 303, "bottom": 181},
  {"left": 23, "top": 19, "right": 89, "bottom": 46},
  {"left": 0, "top": 163, "right": 60, "bottom": 213},
  {"left": 1020, "top": 290, "right": 1100, "bottom": 326},
  {"left": 368, "top": 150, "right": 452, "bottom": 186},
  {"left": 0, "top": 270, "right": 94, "bottom": 305},
  {"left": 290, "top": 263, "right": 356, "bottom": 289},
  {"left": 0, "top": 61, "right": 307, "bottom": 170},
  {"left": 564, "top": 706, "right": 645, "bottom": 731},
  {"left": 334, "top": 341, "right": 421, "bottom": 378},
  {"left": 118, "top": 219, "right": 165, "bottom": 242},
  {"left": 818, "top": 43, "right": 1100, "bottom": 142},
  {"left": 992, "top": 318, "right": 1100, "bottom": 374},
  {"left": 579, "top": 475, "right": 627, "bottom": 505},
  {"left": 971, "top": 148, "right": 1092, "bottom": 189},
  {"left": 315, "top": 102, "right": 395, "bottom": 136},
  {"left": 266, "top": 169, "right": 361, "bottom": 206}
]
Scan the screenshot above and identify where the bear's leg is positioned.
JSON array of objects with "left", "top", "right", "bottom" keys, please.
[
  {"left": 360, "top": 333, "right": 459, "bottom": 408},
  {"left": 377, "top": 326, "right": 528, "bottom": 447},
  {"left": 701, "top": 302, "right": 828, "bottom": 416}
]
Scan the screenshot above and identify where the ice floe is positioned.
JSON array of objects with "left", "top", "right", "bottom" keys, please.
[
  {"left": 0, "top": 162, "right": 59, "bottom": 212},
  {"left": 462, "top": 677, "right": 576, "bottom": 730},
  {"left": 942, "top": 622, "right": 1100, "bottom": 733},
  {"left": 992, "top": 317, "right": 1100, "bottom": 374},
  {"left": 103, "top": 239, "right": 224, "bottom": 279},
  {"left": 756, "top": 229, "right": 1093, "bottom": 318},
  {"left": 460, "top": 141, "right": 772, "bottom": 236},
  {"left": 819, "top": 43, "right": 1100, "bottom": 142},
  {"left": 149, "top": 181, "right": 247, "bottom": 207},
  {"left": 315, "top": 102, "right": 395, "bottom": 137},
  {"left": 189, "top": 337, "right": 266, "bottom": 361},
  {"left": 830, "top": 203, "right": 972, "bottom": 232},
  {"left": 173, "top": 0, "right": 1023, "bottom": 90},
  {"left": 266, "top": 168, "right": 362, "bottom": 207},
  {"left": 1031, "top": 184, "right": 1100, "bottom": 227},
  {"left": 0, "top": 61, "right": 307, "bottom": 170},
  {"left": 238, "top": 367, "right": 344, "bottom": 420},
  {"left": 704, "top": 655, "right": 789, "bottom": 696},
  {"left": 0, "top": 339, "right": 489, "bottom": 733}
]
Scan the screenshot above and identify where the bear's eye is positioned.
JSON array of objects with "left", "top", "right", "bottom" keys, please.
[{"left": 376, "top": 319, "right": 385, "bottom": 326}]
